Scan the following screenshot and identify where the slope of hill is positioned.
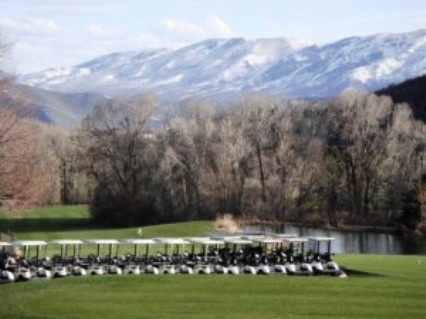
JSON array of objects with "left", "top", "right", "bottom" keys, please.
[
  {"left": 21, "top": 85, "right": 107, "bottom": 128},
  {"left": 376, "top": 74, "right": 426, "bottom": 122},
  {"left": 20, "top": 30, "right": 426, "bottom": 100}
]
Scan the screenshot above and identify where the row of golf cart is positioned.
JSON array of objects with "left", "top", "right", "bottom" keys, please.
[{"left": 0, "top": 235, "right": 346, "bottom": 283}]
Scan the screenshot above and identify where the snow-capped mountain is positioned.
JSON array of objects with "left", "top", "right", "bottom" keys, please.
[{"left": 20, "top": 30, "right": 426, "bottom": 99}]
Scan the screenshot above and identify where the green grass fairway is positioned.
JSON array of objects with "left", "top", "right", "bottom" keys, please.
[
  {"left": 1, "top": 255, "right": 425, "bottom": 319},
  {"left": 0, "top": 205, "right": 93, "bottom": 237},
  {"left": 0, "top": 205, "right": 216, "bottom": 241},
  {"left": 1, "top": 206, "right": 426, "bottom": 318}
]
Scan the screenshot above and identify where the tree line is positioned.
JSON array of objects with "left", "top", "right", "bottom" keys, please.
[
  {"left": 2, "top": 77, "right": 424, "bottom": 230},
  {"left": 376, "top": 74, "right": 426, "bottom": 123}
]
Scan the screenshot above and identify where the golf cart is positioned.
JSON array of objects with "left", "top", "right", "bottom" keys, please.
[
  {"left": 308, "top": 237, "right": 347, "bottom": 277},
  {"left": 153, "top": 238, "right": 190, "bottom": 274},
  {"left": 0, "top": 241, "right": 11, "bottom": 258},
  {"left": 0, "top": 242, "right": 14, "bottom": 283},
  {"left": 84, "top": 239, "right": 121, "bottom": 275},
  {"left": 47, "top": 239, "right": 84, "bottom": 278},
  {"left": 252, "top": 237, "right": 287, "bottom": 275},
  {"left": 12, "top": 240, "right": 51, "bottom": 280},
  {"left": 186, "top": 237, "right": 224, "bottom": 274},
  {"left": 220, "top": 238, "right": 252, "bottom": 275},
  {"left": 119, "top": 239, "right": 156, "bottom": 275},
  {"left": 282, "top": 237, "right": 313, "bottom": 275}
]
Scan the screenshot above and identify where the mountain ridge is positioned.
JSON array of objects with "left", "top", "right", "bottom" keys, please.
[
  {"left": 21, "top": 84, "right": 108, "bottom": 128},
  {"left": 20, "top": 29, "right": 426, "bottom": 100}
]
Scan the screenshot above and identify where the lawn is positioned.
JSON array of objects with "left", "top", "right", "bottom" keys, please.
[
  {"left": 0, "top": 205, "right": 217, "bottom": 256},
  {"left": 1, "top": 255, "right": 425, "bottom": 319},
  {"left": 1, "top": 206, "right": 425, "bottom": 318},
  {"left": 0, "top": 205, "right": 216, "bottom": 240}
]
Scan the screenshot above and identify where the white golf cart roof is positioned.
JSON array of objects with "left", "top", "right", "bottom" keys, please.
[
  {"left": 223, "top": 238, "right": 252, "bottom": 245},
  {"left": 154, "top": 238, "right": 189, "bottom": 245},
  {"left": 12, "top": 240, "right": 47, "bottom": 247},
  {"left": 84, "top": 239, "right": 120, "bottom": 245},
  {"left": 307, "top": 236, "right": 335, "bottom": 242},
  {"left": 253, "top": 237, "right": 284, "bottom": 244},
  {"left": 0, "top": 241, "right": 11, "bottom": 246},
  {"left": 48, "top": 239, "right": 84, "bottom": 245},
  {"left": 273, "top": 233, "right": 298, "bottom": 238},
  {"left": 187, "top": 238, "right": 224, "bottom": 245},
  {"left": 241, "top": 235, "right": 266, "bottom": 240},
  {"left": 185, "top": 237, "right": 210, "bottom": 242},
  {"left": 120, "top": 239, "right": 156, "bottom": 245},
  {"left": 208, "top": 231, "right": 241, "bottom": 238},
  {"left": 210, "top": 235, "right": 242, "bottom": 241},
  {"left": 282, "top": 237, "right": 309, "bottom": 243}
]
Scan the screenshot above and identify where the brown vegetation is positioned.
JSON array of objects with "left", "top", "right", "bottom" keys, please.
[
  {"left": 0, "top": 67, "right": 46, "bottom": 209},
  {"left": 71, "top": 92, "right": 424, "bottom": 229},
  {"left": 0, "top": 35, "right": 424, "bottom": 230},
  {"left": 213, "top": 213, "right": 241, "bottom": 233}
]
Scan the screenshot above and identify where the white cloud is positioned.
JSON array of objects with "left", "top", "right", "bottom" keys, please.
[
  {"left": 159, "top": 16, "right": 237, "bottom": 42},
  {"left": 0, "top": 16, "right": 62, "bottom": 37},
  {"left": 2, "top": 11, "right": 237, "bottom": 73},
  {"left": 10, "top": 42, "right": 59, "bottom": 73},
  {"left": 206, "top": 16, "right": 236, "bottom": 38},
  {"left": 86, "top": 24, "right": 124, "bottom": 39},
  {"left": 162, "top": 18, "right": 207, "bottom": 39},
  {"left": 14, "top": 42, "right": 51, "bottom": 55},
  {"left": 10, "top": 0, "right": 116, "bottom": 16}
]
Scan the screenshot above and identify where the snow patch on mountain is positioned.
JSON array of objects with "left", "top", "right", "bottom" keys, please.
[
  {"left": 20, "top": 30, "right": 426, "bottom": 99},
  {"left": 352, "top": 67, "right": 372, "bottom": 83}
]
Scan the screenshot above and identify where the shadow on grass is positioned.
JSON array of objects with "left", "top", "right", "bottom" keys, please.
[
  {"left": 341, "top": 267, "right": 383, "bottom": 277},
  {"left": 0, "top": 218, "right": 98, "bottom": 233}
]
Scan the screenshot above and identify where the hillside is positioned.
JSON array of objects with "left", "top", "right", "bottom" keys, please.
[
  {"left": 376, "top": 74, "right": 426, "bottom": 122},
  {"left": 21, "top": 84, "right": 108, "bottom": 128}
]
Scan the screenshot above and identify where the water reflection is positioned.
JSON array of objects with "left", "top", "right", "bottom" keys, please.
[{"left": 244, "top": 224, "right": 426, "bottom": 255}]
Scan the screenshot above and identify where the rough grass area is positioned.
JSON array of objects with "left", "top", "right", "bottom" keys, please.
[
  {"left": 1, "top": 205, "right": 426, "bottom": 318},
  {"left": 1, "top": 255, "right": 425, "bottom": 319}
]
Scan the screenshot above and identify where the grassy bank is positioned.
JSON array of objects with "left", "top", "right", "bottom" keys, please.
[
  {"left": 0, "top": 254, "right": 425, "bottom": 319},
  {"left": 0, "top": 205, "right": 216, "bottom": 256},
  {"left": 0, "top": 205, "right": 216, "bottom": 240},
  {"left": 1, "top": 205, "right": 425, "bottom": 318},
  {"left": 0, "top": 205, "right": 92, "bottom": 236}
]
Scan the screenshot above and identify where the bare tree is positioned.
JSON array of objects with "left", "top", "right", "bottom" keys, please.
[
  {"left": 213, "top": 113, "right": 251, "bottom": 216},
  {"left": 325, "top": 93, "right": 423, "bottom": 222},
  {"left": 78, "top": 94, "right": 160, "bottom": 225},
  {"left": 0, "top": 33, "right": 45, "bottom": 209},
  {"left": 235, "top": 95, "right": 282, "bottom": 204},
  {"left": 160, "top": 98, "right": 218, "bottom": 219}
]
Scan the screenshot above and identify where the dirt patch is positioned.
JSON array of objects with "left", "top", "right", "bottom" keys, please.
[{"left": 214, "top": 214, "right": 241, "bottom": 233}]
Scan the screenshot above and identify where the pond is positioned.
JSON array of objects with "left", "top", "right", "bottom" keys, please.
[{"left": 244, "top": 224, "right": 426, "bottom": 255}]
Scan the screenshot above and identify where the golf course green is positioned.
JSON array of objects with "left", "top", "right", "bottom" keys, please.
[{"left": 1, "top": 206, "right": 425, "bottom": 319}]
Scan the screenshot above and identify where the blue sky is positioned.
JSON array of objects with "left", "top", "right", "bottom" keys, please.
[{"left": 1, "top": 0, "right": 425, "bottom": 73}]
